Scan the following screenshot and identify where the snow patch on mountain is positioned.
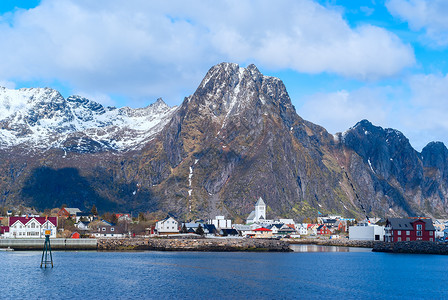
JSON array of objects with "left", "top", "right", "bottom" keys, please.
[{"left": 0, "top": 87, "right": 177, "bottom": 152}]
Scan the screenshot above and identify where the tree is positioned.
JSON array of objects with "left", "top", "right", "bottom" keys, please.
[
  {"left": 91, "top": 204, "right": 98, "bottom": 216},
  {"left": 138, "top": 212, "right": 146, "bottom": 222},
  {"left": 180, "top": 223, "right": 188, "bottom": 233},
  {"left": 110, "top": 213, "right": 118, "bottom": 225},
  {"left": 195, "top": 224, "right": 204, "bottom": 236}
]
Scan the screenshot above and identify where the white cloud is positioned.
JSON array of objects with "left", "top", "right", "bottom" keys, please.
[
  {"left": 298, "top": 87, "right": 392, "bottom": 135},
  {"left": 387, "top": 0, "right": 448, "bottom": 46},
  {"left": 0, "top": 0, "right": 415, "bottom": 106},
  {"left": 298, "top": 73, "right": 448, "bottom": 151}
]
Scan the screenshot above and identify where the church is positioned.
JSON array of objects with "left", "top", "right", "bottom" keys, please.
[{"left": 246, "top": 197, "right": 267, "bottom": 224}]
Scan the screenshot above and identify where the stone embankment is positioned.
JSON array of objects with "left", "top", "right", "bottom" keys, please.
[
  {"left": 286, "top": 238, "right": 375, "bottom": 248},
  {"left": 373, "top": 241, "right": 448, "bottom": 254},
  {"left": 98, "top": 237, "right": 291, "bottom": 252}
]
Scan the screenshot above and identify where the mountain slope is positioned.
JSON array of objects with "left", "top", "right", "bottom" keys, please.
[{"left": 1, "top": 63, "right": 448, "bottom": 220}]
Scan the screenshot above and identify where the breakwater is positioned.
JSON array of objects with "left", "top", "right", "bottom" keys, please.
[
  {"left": 0, "top": 238, "right": 97, "bottom": 250},
  {"left": 98, "top": 237, "right": 292, "bottom": 252},
  {"left": 373, "top": 241, "right": 448, "bottom": 254}
]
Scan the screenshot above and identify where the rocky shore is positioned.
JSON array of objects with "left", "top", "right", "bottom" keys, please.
[
  {"left": 373, "top": 241, "right": 448, "bottom": 254},
  {"left": 98, "top": 237, "right": 292, "bottom": 252},
  {"left": 285, "top": 238, "right": 375, "bottom": 248}
]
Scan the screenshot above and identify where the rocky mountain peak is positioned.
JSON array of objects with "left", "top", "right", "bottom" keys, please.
[
  {"left": 187, "top": 62, "right": 291, "bottom": 123},
  {"left": 421, "top": 141, "right": 448, "bottom": 168}
]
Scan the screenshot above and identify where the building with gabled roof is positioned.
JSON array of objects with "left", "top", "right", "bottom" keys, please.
[
  {"left": 155, "top": 216, "right": 179, "bottom": 235},
  {"left": 5, "top": 216, "right": 57, "bottom": 238},
  {"left": 385, "top": 218, "right": 435, "bottom": 242},
  {"left": 58, "top": 207, "right": 81, "bottom": 219}
]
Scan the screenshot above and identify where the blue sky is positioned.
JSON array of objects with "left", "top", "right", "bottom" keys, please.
[{"left": 1, "top": 0, "right": 448, "bottom": 150}]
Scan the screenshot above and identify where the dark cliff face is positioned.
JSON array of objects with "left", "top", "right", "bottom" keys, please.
[
  {"left": 341, "top": 120, "right": 448, "bottom": 217},
  {"left": 1, "top": 63, "right": 448, "bottom": 219}
]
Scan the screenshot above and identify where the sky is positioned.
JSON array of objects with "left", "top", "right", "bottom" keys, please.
[{"left": 0, "top": 0, "right": 448, "bottom": 151}]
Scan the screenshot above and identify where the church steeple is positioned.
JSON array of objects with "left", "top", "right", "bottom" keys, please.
[{"left": 254, "top": 197, "right": 266, "bottom": 221}]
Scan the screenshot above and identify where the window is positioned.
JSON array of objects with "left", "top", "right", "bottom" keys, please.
[
  {"left": 430, "top": 231, "right": 433, "bottom": 236},
  {"left": 397, "top": 237, "right": 401, "bottom": 241},
  {"left": 102, "top": 227, "right": 106, "bottom": 231},
  {"left": 406, "top": 231, "right": 410, "bottom": 235},
  {"left": 417, "top": 231, "right": 422, "bottom": 236},
  {"left": 397, "top": 230, "right": 401, "bottom": 235},
  {"left": 430, "top": 238, "right": 433, "bottom": 242},
  {"left": 416, "top": 224, "right": 422, "bottom": 230},
  {"left": 406, "top": 237, "right": 410, "bottom": 241},
  {"left": 111, "top": 228, "right": 114, "bottom": 231},
  {"left": 31, "top": 223, "right": 35, "bottom": 228}
]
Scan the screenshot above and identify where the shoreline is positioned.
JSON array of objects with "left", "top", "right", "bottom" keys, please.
[
  {"left": 2, "top": 237, "right": 448, "bottom": 254},
  {"left": 98, "top": 237, "right": 292, "bottom": 252}
]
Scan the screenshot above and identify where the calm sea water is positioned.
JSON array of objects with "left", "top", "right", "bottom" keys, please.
[{"left": 1, "top": 245, "right": 447, "bottom": 299}]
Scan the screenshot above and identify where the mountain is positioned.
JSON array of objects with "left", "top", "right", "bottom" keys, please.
[
  {"left": 1, "top": 63, "right": 448, "bottom": 220},
  {"left": 0, "top": 87, "right": 177, "bottom": 152}
]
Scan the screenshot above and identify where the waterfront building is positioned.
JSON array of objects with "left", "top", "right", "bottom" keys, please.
[
  {"left": 349, "top": 222, "right": 385, "bottom": 241},
  {"left": 92, "top": 225, "right": 126, "bottom": 238},
  {"left": 296, "top": 224, "right": 308, "bottom": 235},
  {"left": 4, "top": 216, "right": 57, "bottom": 238},
  {"left": 233, "top": 224, "right": 260, "bottom": 237},
  {"left": 384, "top": 218, "right": 435, "bottom": 242},
  {"left": 253, "top": 227, "right": 273, "bottom": 238},
  {"left": 317, "top": 224, "right": 331, "bottom": 235},
  {"left": 155, "top": 216, "right": 179, "bottom": 235}
]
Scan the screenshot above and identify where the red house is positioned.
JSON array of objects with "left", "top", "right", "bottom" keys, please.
[
  {"left": 385, "top": 218, "right": 435, "bottom": 242},
  {"left": 317, "top": 224, "right": 331, "bottom": 235}
]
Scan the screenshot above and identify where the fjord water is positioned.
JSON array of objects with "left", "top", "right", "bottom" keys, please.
[{"left": 1, "top": 246, "right": 447, "bottom": 299}]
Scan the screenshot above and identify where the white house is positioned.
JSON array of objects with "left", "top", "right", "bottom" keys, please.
[
  {"left": 208, "top": 216, "right": 232, "bottom": 229},
  {"left": 296, "top": 223, "right": 308, "bottom": 235},
  {"left": 92, "top": 225, "right": 125, "bottom": 238},
  {"left": 155, "top": 216, "right": 179, "bottom": 234},
  {"left": 349, "top": 222, "right": 385, "bottom": 241},
  {"left": 5, "top": 217, "right": 57, "bottom": 238},
  {"left": 233, "top": 223, "right": 260, "bottom": 237}
]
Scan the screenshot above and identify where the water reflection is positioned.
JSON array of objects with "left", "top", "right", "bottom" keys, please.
[{"left": 290, "top": 244, "right": 372, "bottom": 253}]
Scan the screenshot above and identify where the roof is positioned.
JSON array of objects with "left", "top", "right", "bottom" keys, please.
[
  {"left": 203, "top": 224, "right": 218, "bottom": 234},
  {"left": 160, "top": 216, "right": 177, "bottom": 223},
  {"left": 246, "top": 211, "right": 255, "bottom": 221},
  {"left": 65, "top": 208, "right": 81, "bottom": 215},
  {"left": 0, "top": 226, "right": 9, "bottom": 234},
  {"left": 221, "top": 228, "right": 239, "bottom": 236},
  {"left": 317, "top": 225, "right": 328, "bottom": 230},
  {"left": 255, "top": 197, "right": 265, "bottom": 206},
  {"left": 386, "top": 218, "right": 435, "bottom": 231},
  {"left": 233, "top": 224, "right": 252, "bottom": 231},
  {"left": 9, "top": 217, "right": 57, "bottom": 227},
  {"left": 254, "top": 227, "right": 271, "bottom": 232},
  {"left": 97, "top": 226, "right": 125, "bottom": 235}
]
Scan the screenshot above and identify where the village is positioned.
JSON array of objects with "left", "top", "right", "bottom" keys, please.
[{"left": 0, "top": 197, "right": 447, "bottom": 244}]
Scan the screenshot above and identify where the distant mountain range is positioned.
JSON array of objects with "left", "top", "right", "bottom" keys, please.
[{"left": 1, "top": 62, "right": 447, "bottom": 220}]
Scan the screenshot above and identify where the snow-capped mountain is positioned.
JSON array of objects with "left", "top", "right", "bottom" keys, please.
[{"left": 0, "top": 87, "right": 177, "bottom": 152}]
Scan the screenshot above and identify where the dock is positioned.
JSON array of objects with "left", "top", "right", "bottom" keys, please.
[{"left": 0, "top": 238, "right": 98, "bottom": 250}]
